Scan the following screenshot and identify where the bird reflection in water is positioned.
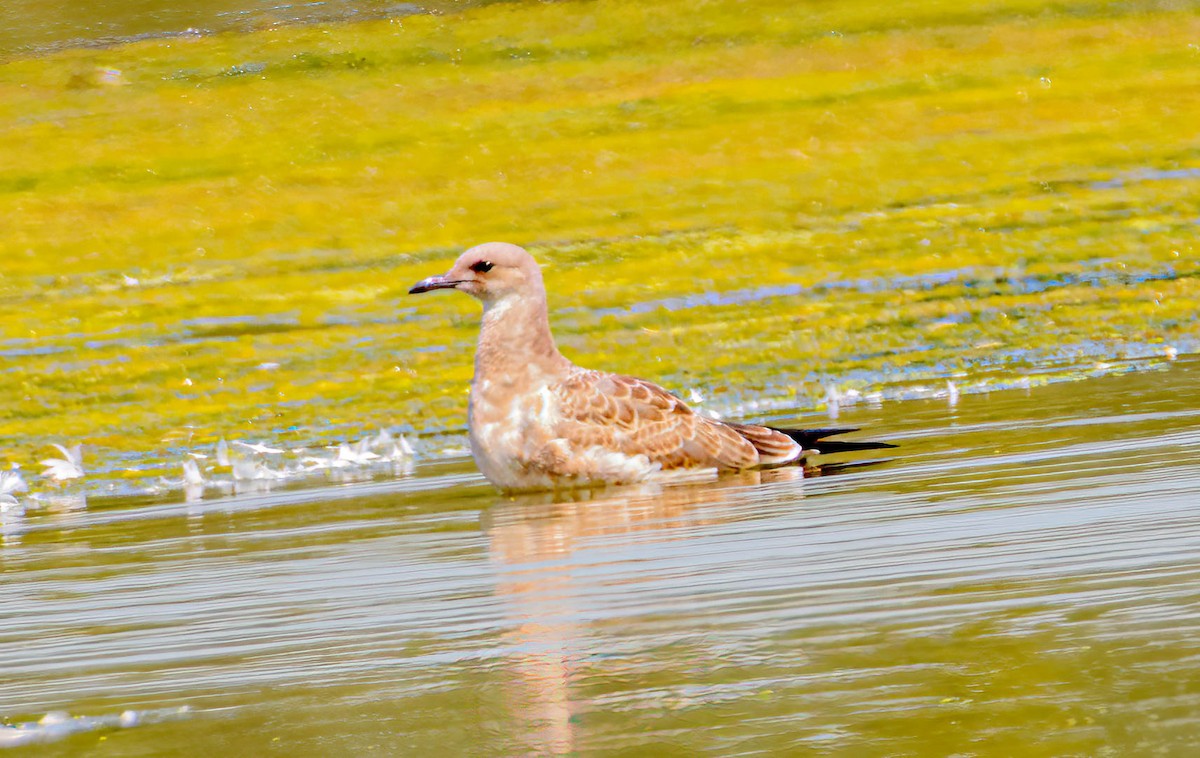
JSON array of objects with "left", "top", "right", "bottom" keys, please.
[{"left": 480, "top": 468, "right": 805, "bottom": 755}]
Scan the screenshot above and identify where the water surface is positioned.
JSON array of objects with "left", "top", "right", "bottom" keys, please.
[
  {"left": 3, "top": 358, "right": 1199, "bottom": 754},
  {"left": 0, "top": 0, "right": 433, "bottom": 60}
]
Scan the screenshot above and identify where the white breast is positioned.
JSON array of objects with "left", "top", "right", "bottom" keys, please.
[{"left": 469, "top": 379, "right": 552, "bottom": 490}]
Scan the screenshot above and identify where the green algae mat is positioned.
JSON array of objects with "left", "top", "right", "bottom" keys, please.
[{"left": 1, "top": 0, "right": 1197, "bottom": 491}]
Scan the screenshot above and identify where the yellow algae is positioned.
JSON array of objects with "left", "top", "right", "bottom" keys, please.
[{"left": 0, "top": 0, "right": 1198, "bottom": 488}]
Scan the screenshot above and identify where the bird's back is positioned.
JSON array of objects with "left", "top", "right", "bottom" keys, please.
[{"left": 550, "top": 369, "right": 803, "bottom": 473}]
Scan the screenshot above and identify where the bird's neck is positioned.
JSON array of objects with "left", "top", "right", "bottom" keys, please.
[{"left": 474, "top": 292, "right": 571, "bottom": 384}]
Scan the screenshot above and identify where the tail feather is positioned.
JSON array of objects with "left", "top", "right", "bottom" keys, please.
[{"left": 767, "top": 426, "right": 897, "bottom": 454}]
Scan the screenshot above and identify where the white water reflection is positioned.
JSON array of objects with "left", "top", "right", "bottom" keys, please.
[
  {"left": 0, "top": 706, "right": 191, "bottom": 748},
  {"left": 484, "top": 470, "right": 805, "bottom": 754}
]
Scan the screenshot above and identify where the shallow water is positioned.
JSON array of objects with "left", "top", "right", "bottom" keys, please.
[
  {"left": 3, "top": 358, "right": 1198, "bottom": 754},
  {"left": 0, "top": 0, "right": 432, "bottom": 60}
]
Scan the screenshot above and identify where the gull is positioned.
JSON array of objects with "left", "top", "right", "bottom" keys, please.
[
  {"left": 156, "top": 460, "right": 206, "bottom": 503},
  {"left": 231, "top": 440, "right": 284, "bottom": 455},
  {"left": 0, "top": 469, "right": 27, "bottom": 510},
  {"left": 232, "top": 459, "right": 285, "bottom": 483},
  {"left": 370, "top": 428, "right": 415, "bottom": 461},
  {"left": 410, "top": 242, "right": 894, "bottom": 493},
  {"left": 40, "top": 444, "right": 85, "bottom": 482},
  {"left": 334, "top": 440, "right": 379, "bottom": 467},
  {"left": 182, "top": 459, "right": 205, "bottom": 487}
]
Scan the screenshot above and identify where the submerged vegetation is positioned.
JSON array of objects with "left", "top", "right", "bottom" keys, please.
[{"left": 0, "top": 0, "right": 1197, "bottom": 490}]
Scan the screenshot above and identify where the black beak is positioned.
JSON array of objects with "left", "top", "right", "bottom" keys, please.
[{"left": 408, "top": 274, "right": 464, "bottom": 294}]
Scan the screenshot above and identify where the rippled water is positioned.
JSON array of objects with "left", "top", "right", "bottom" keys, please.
[
  {"left": 0, "top": 0, "right": 429, "bottom": 59},
  {"left": 3, "top": 358, "right": 1199, "bottom": 754}
]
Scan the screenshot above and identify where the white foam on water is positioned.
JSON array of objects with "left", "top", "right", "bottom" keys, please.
[{"left": 0, "top": 706, "right": 191, "bottom": 748}]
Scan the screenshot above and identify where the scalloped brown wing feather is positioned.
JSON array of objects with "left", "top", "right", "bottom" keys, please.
[
  {"left": 551, "top": 370, "right": 773, "bottom": 471},
  {"left": 723, "top": 422, "right": 805, "bottom": 466}
]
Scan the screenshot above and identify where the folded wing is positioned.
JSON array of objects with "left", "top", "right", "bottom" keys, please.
[{"left": 550, "top": 370, "right": 801, "bottom": 471}]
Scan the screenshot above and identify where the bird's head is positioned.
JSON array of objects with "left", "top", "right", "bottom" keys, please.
[{"left": 408, "top": 242, "right": 544, "bottom": 306}]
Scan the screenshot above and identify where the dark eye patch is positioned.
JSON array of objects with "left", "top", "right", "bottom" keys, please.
[{"left": 470, "top": 260, "right": 494, "bottom": 273}]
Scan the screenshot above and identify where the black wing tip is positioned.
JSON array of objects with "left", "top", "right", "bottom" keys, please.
[
  {"left": 767, "top": 426, "right": 897, "bottom": 452},
  {"left": 783, "top": 426, "right": 860, "bottom": 439},
  {"left": 811, "top": 439, "right": 899, "bottom": 453}
]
